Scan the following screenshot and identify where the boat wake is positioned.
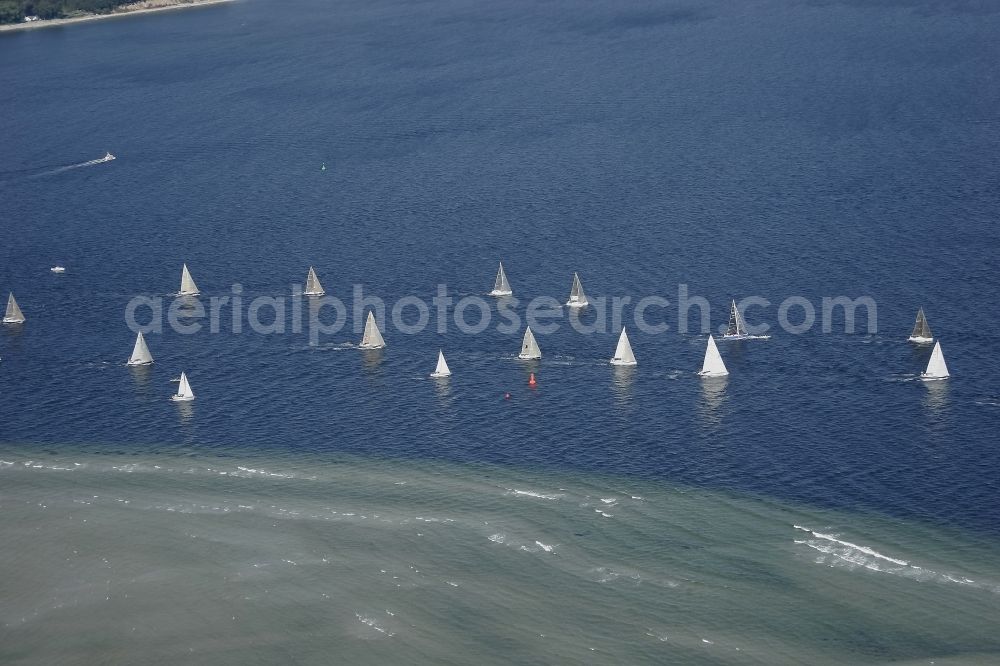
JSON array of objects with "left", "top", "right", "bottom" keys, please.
[{"left": 29, "top": 152, "right": 115, "bottom": 178}]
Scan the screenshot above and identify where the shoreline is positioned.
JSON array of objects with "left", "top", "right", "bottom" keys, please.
[{"left": 0, "top": 0, "right": 234, "bottom": 33}]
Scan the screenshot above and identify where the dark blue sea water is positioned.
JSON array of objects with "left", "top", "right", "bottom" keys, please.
[
  {"left": 4, "top": 2, "right": 1000, "bottom": 662},
  {"left": 2, "top": 0, "right": 1000, "bottom": 531}
]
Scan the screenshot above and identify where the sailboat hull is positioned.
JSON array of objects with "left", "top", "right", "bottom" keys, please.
[
  {"left": 919, "top": 373, "right": 948, "bottom": 381},
  {"left": 127, "top": 360, "right": 153, "bottom": 367},
  {"left": 908, "top": 335, "right": 934, "bottom": 344},
  {"left": 489, "top": 289, "right": 512, "bottom": 297},
  {"left": 430, "top": 371, "right": 451, "bottom": 378},
  {"left": 2, "top": 317, "right": 25, "bottom": 324},
  {"left": 721, "top": 333, "right": 771, "bottom": 341},
  {"left": 171, "top": 394, "right": 195, "bottom": 401},
  {"left": 609, "top": 358, "right": 637, "bottom": 367},
  {"left": 565, "top": 299, "right": 588, "bottom": 308},
  {"left": 698, "top": 370, "right": 729, "bottom": 378},
  {"left": 518, "top": 352, "right": 541, "bottom": 360}
]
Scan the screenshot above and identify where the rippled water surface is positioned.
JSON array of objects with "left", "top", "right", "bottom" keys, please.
[{"left": 1, "top": 0, "right": 999, "bottom": 662}]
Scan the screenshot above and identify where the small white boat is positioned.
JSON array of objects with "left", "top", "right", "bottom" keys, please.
[
  {"left": 178, "top": 263, "right": 200, "bottom": 296},
  {"left": 303, "top": 266, "right": 325, "bottom": 296},
  {"left": 722, "top": 299, "right": 770, "bottom": 340},
  {"left": 3, "top": 292, "right": 25, "bottom": 324},
  {"left": 430, "top": 349, "right": 452, "bottom": 378},
  {"left": 489, "top": 261, "right": 513, "bottom": 296},
  {"left": 103, "top": 152, "right": 116, "bottom": 161},
  {"left": 126, "top": 331, "right": 154, "bottom": 366},
  {"left": 908, "top": 307, "right": 933, "bottom": 344},
  {"left": 565, "top": 272, "right": 588, "bottom": 308},
  {"left": 698, "top": 335, "right": 729, "bottom": 377},
  {"left": 920, "top": 341, "right": 949, "bottom": 381},
  {"left": 518, "top": 326, "right": 541, "bottom": 360},
  {"left": 359, "top": 311, "right": 386, "bottom": 349},
  {"left": 609, "top": 327, "right": 637, "bottom": 366},
  {"left": 50, "top": 266, "right": 66, "bottom": 273},
  {"left": 171, "top": 371, "right": 195, "bottom": 401}
]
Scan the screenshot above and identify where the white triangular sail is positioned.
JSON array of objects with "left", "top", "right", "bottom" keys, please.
[
  {"left": 698, "top": 335, "right": 729, "bottom": 377},
  {"left": 489, "top": 261, "right": 512, "bottom": 296},
  {"left": 610, "top": 328, "right": 637, "bottom": 366},
  {"left": 179, "top": 263, "right": 200, "bottom": 296},
  {"left": 908, "top": 307, "right": 933, "bottom": 342},
  {"left": 127, "top": 331, "right": 154, "bottom": 366},
  {"left": 566, "top": 272, "right": 588, "bottom": 307},
  {"left": 172, "top": 371, "right": 195, "bottom": 401},
  {"left": 430, "top": 349, "right": 452, "bottom": 378},
  {"left": 359, "top": 311, "right": 386, "bottom": 349},
  {"left": 518, "top": 326, "right": 541, "bottom": 359},
  {"left": 921, "top": 341, "right": 949, "bottom": 380},
  {"left": 304, "top": 266, "right": 325, "bottom": 296},
  {"left": 3, "top": 292, "right": 25, "bottom": 323}
]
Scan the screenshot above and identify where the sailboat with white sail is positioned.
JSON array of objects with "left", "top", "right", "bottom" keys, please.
[
  {"left": 518, "top": 326, "right": 541, "bottom": 359},
  {"left": 430, "top": 350, "right": 452, "bottom": 378},
  {"left": 489, "top": 261, "right": 512, "bottom": 296},
  {"left": 178, "top": 263, "right": 200, "bottom": 296},
  {"left": 303, "top": 266, "right": 325, "bottom": 296},
  {"left": 609, "top": 327, "right": 637, "bottom": 366},
  {"left": 359, "top": 311, "right": 386, "bottom": 349},
  {"left": 565, "top": 272, "right": 588, "bottom": 308},
  {"left": 127, "top": 331, "right": 154, "bottom": 366},
  {"left": 920, "top": 341, "right": 949, "bottom": 381},
  {"left": 722, "top": 299, "right": 770, "bottom": 340},
  {"left": 3, "top": 292, "right": 25, "bottom": 324},
  {"left": 698, "top": 335, "right": 729, "bottom": 377},
  {"left": 171, "top": 372, "right": 195, "bottom": 401},
  {"left": 908, "top": 307, "right": 933, "bottom": 343}
]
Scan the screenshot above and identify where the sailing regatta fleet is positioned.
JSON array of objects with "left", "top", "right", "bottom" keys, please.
[{"left": 1, "top": 262, "right": 950, "bottom": 399}]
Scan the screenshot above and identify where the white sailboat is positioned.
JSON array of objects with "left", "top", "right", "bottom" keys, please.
[
  {"left": 722, "top": 299, "right": 770, "bottom": 340},
  {"left": 127, "top": 331, "right": 154, "bottom": 366},
  {"left": 908, "top": 307, "right": 933, "bottom": 343},
  {"left": 518, "top": 326, "right": 541, "bottom": 359},
  {"left": 609, "top": 328, "right": 637, "bottom": 366},
  {"left": 359, "top": 311, "right": 386, "bottom": 349},
  {"left": 3, "top": 292, "right": 25, "bottom": 324},
  {"left": 489, "top": 261, "right": 512, "bottom": 296},
  {"left": 565, "top": 272, "right": 588, "bottom": 308},
  {"left": 178, "top": 263, "right": 200, "bottom": 296},
  {"left": 304, "top": 266, "right": 325, "bottom": 296},
  {"left": 698, "top": 335, "right": 729, "bottom": 377},
  {"left": 430, "top": 350, "right": 452, "bottom": 378},
  {"left": 171, "top": 371, "right": 195, "bottom": 401},
  {"left": 920, "top": 341, "right": 949, "bottom": 381}
]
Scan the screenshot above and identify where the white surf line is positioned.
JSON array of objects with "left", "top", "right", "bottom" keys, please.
[
  {"left": 793, "top": 525, "right": 1000, "bottom": 593},
  {"left": 793, "top": 525, "right": 908, "bottom": 565}
]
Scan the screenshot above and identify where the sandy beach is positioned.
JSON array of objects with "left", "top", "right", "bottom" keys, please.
[{"left": 0, "top": 0, "right": 234, "bottom": 33}]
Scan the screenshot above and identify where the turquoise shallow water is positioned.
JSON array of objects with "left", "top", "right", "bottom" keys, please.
[{"left": 1, "top": 447, "right": 999, "bottom": 664}]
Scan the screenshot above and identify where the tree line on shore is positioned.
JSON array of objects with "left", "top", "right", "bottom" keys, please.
[{"left": 0, "top": 0, "right": 127, "bottom": 23}]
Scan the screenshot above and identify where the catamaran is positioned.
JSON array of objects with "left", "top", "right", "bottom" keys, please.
[
  {"left": 489, "top": 261, "right": 512, "bottom": 296},
  {"left": 171, "top": 372, "right": 195, "bottom": 401},
  {"left": 3, "top": 293, "right": 25, "bottom": 324},
  {"left": 518, "top": 326, "right": 541, "bottom": 359},
  {"left": 303, "top": 266, "right": 325, "bottom": 296},
  {"left": 698, "top": 335, "right": 729, "bottom": 377},
  {"left": 430, "top": 350, "right": 452, "bottom": 378},
  {"left": 920, "top": 341, "right": 949, "bottom": 381},
  {"left": 722, "top": 299, "right": 770, "bottom": 340},
  {"left": 127, "top": 331, "right": 154, "bottom": 366},
  {"left": 178, "top": 263, "right": 200, "bottom": 296},
  {"left": 908, "top": 307, "right": 933, "bottom": 343},
  {"left": 359, "top": 311, "right": 386, "bottom": 349},
  {"left": 610, "top": 327, "right": 637, "bottom": 366},
  {"left": 565, "top": 272, "right": 588, "bottom": 308}
]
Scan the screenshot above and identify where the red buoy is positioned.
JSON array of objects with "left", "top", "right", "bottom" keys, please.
[{"left": 528, "top": 373, "right": 537, "bottom": 387}]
